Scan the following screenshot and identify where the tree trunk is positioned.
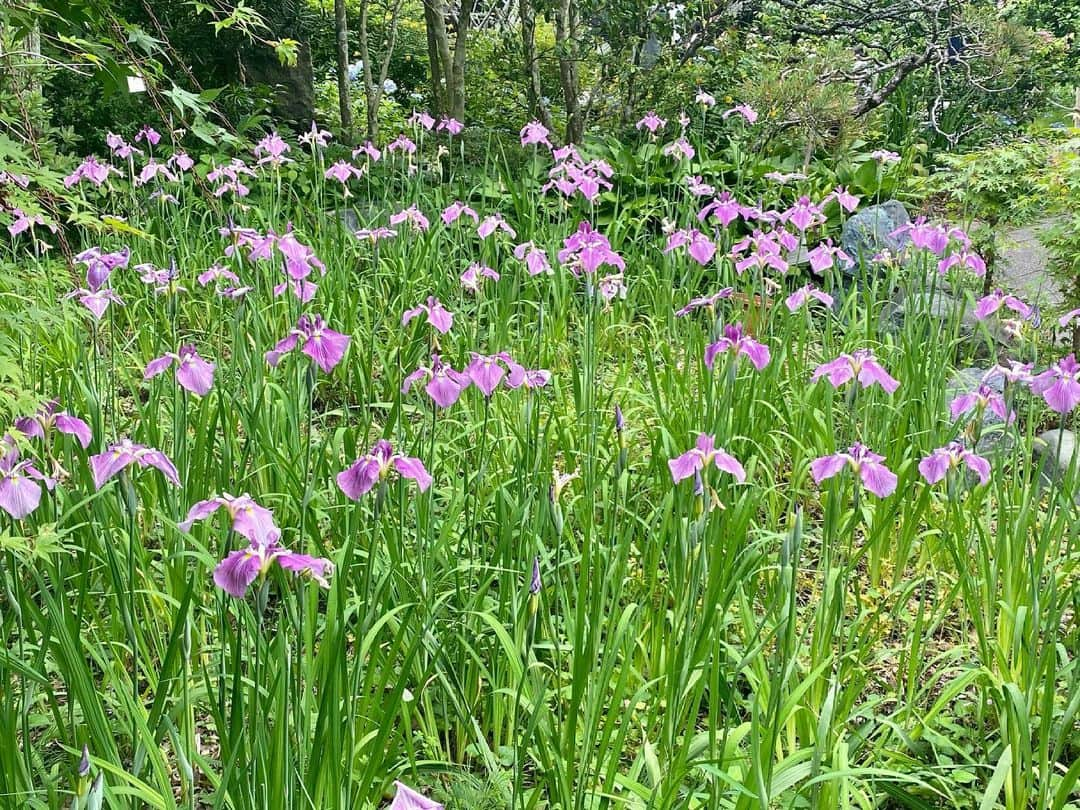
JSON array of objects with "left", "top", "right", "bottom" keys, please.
[
  {"left": 422, "top": 2, "right": 445, "bottom": 115},
  {"left": 334, "top": 0, "right": 353, "bottom": 140},
  {"left": 449, "top": 0, "right": 475, "bottom": 121},
  {"left": 519, "top": 0, "right": 554, "bottom": 131},
  {"left": 423, "top": 0, "right": 472, "bottom": 120},
  {"left": 359, "top": 0, "right": 406, "bottom": 141},
  {"left": 555, "top": 0, "right": 582, "bottom": 143},
  {"left": 358, "top": 0, "right": 378, "bottom": 140},
  {"left": 423, "top": 0, "right": 454, "bottom": 116}
]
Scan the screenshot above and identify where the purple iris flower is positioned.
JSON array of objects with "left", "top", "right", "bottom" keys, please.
[
  {"left": 106, "top": 132, "right": 141, "bottom": 159},
  {"left": 254, "top": 132, "right": 293, "bottom": 166},
  {"left": 14, "top": 401, "right": 92, "bottom": 448},
  {"left": 1030, "top": 354, "right": 1080, "bottom": 414},
  {"left": 807, "top": 239, "right": 853, "bottom": 275},
  {"left": 353, "top": 141, "right": 382, "bottom": 162},
  {"left": 147, "top": 261, "right": 187, "bottom": 297},
  {"left": 438, "top": 116, "right": 464, "bottom": 135},
  {"left": 810, "top": 443, "right": 897, "bottom": 498},
  {"left": 389, "top": 205, "right": 430, "bottom": 232},
  {"left": 214, "top": 541, "right": 332, "bottom": 598},
  {"left": 698, "top": 192, "right": 742, "bottom": 227},
  {"left": 180, "top": 493, "right": 280, "bottom": 545},
  {"left": 89, "top": 439, "right": 181, "bottom": 489},
  {"left": 811, "top": 349, "right": 899, "bottom": 394},
  {"left": 826, "top": 185, "right": 860, "bottom": 213},
  {"left": 134, "top": 160, "right": 177, "bottom": 186},
  {"left": 299, "top": 121, "right": 332, "bottom": 148},
  {"left": 662, "top": 137, "right": 695, "bottom": 161},
  {"left": 64, "top": 156, "right": 117, "bottom": 188},
  {"left": 974, "top": 289, "right": 1033, "bottom": 321},
  {"left": 731, "top": 230, "right": 788, "bottom": 275},
  {"left": 530, "top": 556, "right": 542, "bottom": 594},
  {"left": 0, "top": 449, "right": 53, "bottom": 519},
  {"left": 477, "top": 214, "right": 516, "bottom": 240},
  {"left": 466, "top": 353, "right": 508, "bottom": 397},
  {"left": 664, "top": 228, "right": 716, "bottom": 266},
  {"left": 389, "top": 781, "right": 444, "bottom": 810},
  {"left": 387, "top": 134, "right": 417, "bottom": 155},
  {"left": 636, "top": 112, "right": 667, "bottom": 134},
  {"left": 137, "top": 263, "right": 171, "bottom": 287},
  {"left": 783, "top": 196, "right": 825, "bottom": 232},
  {"left": 409, "top": 110, "right": 436, "bottom": 131},
  {"left": 893, "top": 216, "right": 950, "bottom": 255},
  {"left": 135, "top": 126, "right": 161, "bottom": 146},
  {"left": 76, "top": 246, "right": 130, "bottom": 292},
  {"left": 273, "top": 278, "right": 318, "bottom": 303},
  {"left": 919, "top": 442, "right": 991, "bottom": 486},
  {"left": 336, "top": 439, "right": 432, "bottom": 499},
  {"left": 168, "top": 152, "right": 194, "bottom": 172},
  {"left": 207, "top": 159, "right": 256, "bottom": 197},
  {"left": 277, "top": 230, "right": 327, "bottom": 281},
  {"left": 197, "top": 265, "right": 241, "bottom": 288},
  {"left": 871, "top": 149, "right": 901, "bottom": 164},
  {"left": 402, "top": 297, "right": 454, "bottom": 334},
  {"left": 520, "top": 121, "right": 552, "bottom": 148},
  {"left": 949, "top": 384, "right": 1013, "bottom": 424},
  {"left": 442, "top": 201, "right": 479, "bottom": 225},
  {"left": 938, "top": 249, "right": 986, "bottom": 277},
  {"left": 64, "top": 287, "right": 124, "bottom": 320},
  {"left": 8, "top": 209, "right": 55, "bottom": 237},
  {"left": 460, "top": 264, "right": 500, "bottom": 293},
  {"left": 324, "top": 161, "right": 363, "bottom": 183},
  {"left": 669, "top": 433, "right": 746, "bottom": 484},
  {"left": 505, "top": 361, "right": 551, "bottom": 389},
  {"left": 0, "top": 171, "right": 30, "bottom": 188},
  {"left": 722, "top": 103, "right": 758, "bottom": 123},
  {"left": 543, "top": 150, "right": 614, "bottom": 202},
  {"left": 355, "top": 227, "right": 397, "bottom": 243},
  {"left": 704, "top": 324, "right": 771, "bottom": 371},
  {"left": 402, "top": 355, "right": 470, "bottom": 408},
  {"left": 1060, "top": 308, "right": 1080, "bottom": 328},
  {"left": 685, "top": 176, "right": 715, "bottom": 198},
  {"left": 513, "top": 242, "right": 552, "bottom": 276},
  {"left": 675, "top": 288, "right": 734, "bottom": 317},
  {"left": 785, "top": 284, "right": 833, "bottom": 312},
  {"left": 558, "top": 222, "right": 625, "bottom": 275},
  {"left": 265, "top": 315, "right": 350, "bottom": 374},
  {"left": 988, "top": 360, "right": 1034, "bottom": 386},
  {"left": 145, "top": 345, "right": 216, "bottom": 396}
]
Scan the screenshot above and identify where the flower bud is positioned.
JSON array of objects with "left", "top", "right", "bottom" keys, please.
[{"left": 529, "top": 556, "right": 542, "bottom": 595}]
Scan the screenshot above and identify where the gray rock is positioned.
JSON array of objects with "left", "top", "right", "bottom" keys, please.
[
  {"left": 882, "top": 287, "right": 973, "bottom": 333},
  {"left": 337, "top": 208, "right": 360, "bottom": 232},
  {"left": 242, "top": 38, "right": 315, "bottom": 126},
  {"left": 881, "top": 287, "right": 1012, "bottom": 360},
  {"left": 840, "top": 201, "right": 911, "bottom": 273},
  {"left": 1033, "top": 429, "right": 1079, "bottom": 504}
]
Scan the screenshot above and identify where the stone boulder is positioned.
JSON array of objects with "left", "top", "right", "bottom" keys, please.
[
  {"left": 881, "top": 287, "right": 1013, "bottom": 361},
  {"left": 840, "top": 200, "right": 911, "bottom": 273}
]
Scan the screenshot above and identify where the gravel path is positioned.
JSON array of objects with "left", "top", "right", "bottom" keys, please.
[{"left": 996, "top": 222, "right": 1064, "bottom": 308}]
